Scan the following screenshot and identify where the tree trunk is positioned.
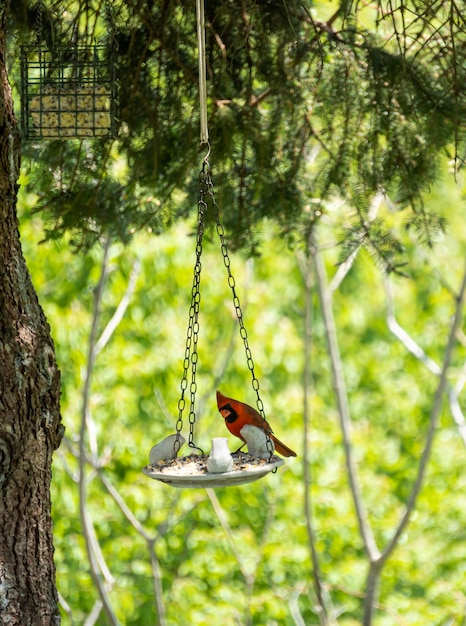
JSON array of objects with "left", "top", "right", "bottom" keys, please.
[{"left": 0, "top": 2, "right": 63, "bottom": 624}]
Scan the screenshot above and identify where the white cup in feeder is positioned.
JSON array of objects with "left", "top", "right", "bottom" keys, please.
[{"left": 206, "top": 438, "right": 234, "bottom": 473}]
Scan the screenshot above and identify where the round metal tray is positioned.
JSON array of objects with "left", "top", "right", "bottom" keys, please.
[{"left": 143, "top": 455, "right": 284, "bottom": 488}]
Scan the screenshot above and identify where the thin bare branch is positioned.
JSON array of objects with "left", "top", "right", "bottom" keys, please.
[
  {"left": 206, "top": 486, "right": 275, "bottom": 626},
  {"left": 58, "top": 592, "right": 74, "bottom": 624},
  {"left": 297, "top": 251, "right": 332, "bottom": 625},
  {"left": 385, "top": 277, "right": 440, "bottom": 372},
  {"left": 329, "top": 192, "right": 382, "bottom": 292},
  {"left": 385, "top": 277, "right": 466, "bottom": 447},
  {"left": 84, "top": 599, "right": 103, "bottom": 626},
  {"left": 78, "top": 236, "right": 119, "bottom": 626},
  {"left": 148, "top": 540, "right": 166, "bottom": 626},
  {"left": 314, "top": 245, "right": 380, "bottom": 561},
  {"left": 289, "top": 586, "right": 307, "bottom": 626},
  {"left": 363, "top": 262, "right": 466, "bottom": 624},
  {"left": 330, "top": 246, "right": 360, "bottom": 293},
  {"left": 382, "top": 263, "right": 466, "bottom": 560},
  {"left": 205, "top": 488, "right": 251, "bottom": 582},
  {"left": 95, "top": 258, "right": 141, "bottom": 356},
  {"left": 98, "top": 470, "right": 151, "bottom": 540}
]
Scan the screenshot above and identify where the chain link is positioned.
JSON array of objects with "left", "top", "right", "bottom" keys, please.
[{"left": 202, "top": 163, "right": 275, "bottom": 460}]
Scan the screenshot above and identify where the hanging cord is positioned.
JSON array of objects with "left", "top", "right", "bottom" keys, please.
[{"left": 196, "top": 0, "right": 209, "bottom": 146}]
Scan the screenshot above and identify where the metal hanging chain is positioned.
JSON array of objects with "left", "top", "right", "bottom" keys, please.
[
  {"left": 104, "top": 0, "right": 118, "bottom": 48},
  {"left": 34, "top": 0, "right": 44, "bottom": 45},
  {"left": 202, "top": 163, "right": 275, "bottom": 460},
  {"left": 175, "top": 163, "right": 209, "bottom": 455}
]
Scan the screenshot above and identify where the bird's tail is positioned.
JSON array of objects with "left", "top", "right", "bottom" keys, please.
[{"left": 270, "top": 434, "right": 297, "bottom": 457}]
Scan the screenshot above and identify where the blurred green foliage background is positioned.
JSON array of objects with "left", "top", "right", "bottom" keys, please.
[
  {"left": 17, "top": 157, "right": 466, "bottom": 625},
  {"left": 7, "top": 0, "right": 466, "bottom": 622}
]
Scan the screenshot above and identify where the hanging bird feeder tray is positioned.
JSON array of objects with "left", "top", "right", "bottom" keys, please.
[
  {"left": 143, "top": 0, "right": 294, "bottom": 488},
  {"left": 20, "top": 44, "right": 118, "bottom": 139},
  {"left": 144, "top": 436, "right": 284, "bottom": 488},
  {"left": 143, "top": 452, "right": 284, "bottom": 489}
]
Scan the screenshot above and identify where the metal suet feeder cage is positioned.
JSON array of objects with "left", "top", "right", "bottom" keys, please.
[{"left": 20, "top": 43, "right": 118, "bottom": 139}]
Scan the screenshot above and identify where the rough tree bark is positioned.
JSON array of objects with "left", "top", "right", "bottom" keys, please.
[{"left": 0, "top": 2, "right": 63, "bottom": 624}]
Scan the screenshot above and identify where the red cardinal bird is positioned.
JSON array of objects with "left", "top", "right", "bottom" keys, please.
[{"left": 216, "top": 390, "right": 297, "bottom": 457}]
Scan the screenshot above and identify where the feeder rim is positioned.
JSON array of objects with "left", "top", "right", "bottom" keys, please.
[{"left": 143, "top": 455, "right": 284, "bottom": 488}]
